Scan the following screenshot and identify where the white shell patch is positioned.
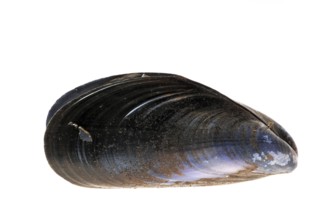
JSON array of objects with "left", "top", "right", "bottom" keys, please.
[{"left": 252, "top": 151, "right": 291, "bottom": 167}]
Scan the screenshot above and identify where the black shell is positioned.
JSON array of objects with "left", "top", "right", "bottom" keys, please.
[{"left": 44, "top": 73, "right": 297, "bottom": 188}]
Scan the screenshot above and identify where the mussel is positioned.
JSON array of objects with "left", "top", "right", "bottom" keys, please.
[{"left": 44, "top": 73, "right": 297, "bottom": 188}]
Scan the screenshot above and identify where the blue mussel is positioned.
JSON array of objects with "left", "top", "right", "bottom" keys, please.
[{"left": 44, "top": 73, "right": 297, "bottom": 188}]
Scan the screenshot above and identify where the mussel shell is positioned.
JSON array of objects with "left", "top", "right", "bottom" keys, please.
[{"left": 44, "top": 73, "right": 297, "bottom": 188}]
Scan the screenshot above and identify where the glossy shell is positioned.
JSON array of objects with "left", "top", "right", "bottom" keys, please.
[{"left": 44, "top": 73, "right": 297, "bottom": 188}]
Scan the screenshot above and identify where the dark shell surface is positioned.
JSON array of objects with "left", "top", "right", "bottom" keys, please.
[{"left": 44, "top": 73, "right": 297, "bottom": 188}]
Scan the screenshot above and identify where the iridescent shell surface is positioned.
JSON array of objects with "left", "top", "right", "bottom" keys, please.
[{"left": 44, "top": 73, "right": 297, "bottom": 188}]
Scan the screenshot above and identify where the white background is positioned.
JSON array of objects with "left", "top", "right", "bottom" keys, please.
[{"left": 0, "top": 1, "right": 329, "bottom": 219}]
